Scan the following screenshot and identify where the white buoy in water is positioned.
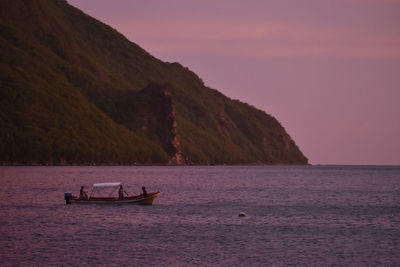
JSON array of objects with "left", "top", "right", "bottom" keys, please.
[{"left": 238, "top": 212, "right": 246, "bottom": 217}]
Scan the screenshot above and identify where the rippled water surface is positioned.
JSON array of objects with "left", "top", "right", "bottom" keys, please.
[{"left": 1, "top": 165, "right": 399, "bottom": 266}]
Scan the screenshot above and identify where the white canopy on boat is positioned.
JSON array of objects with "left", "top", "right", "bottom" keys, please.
[
  {"left": 90, "top": 182, "right": 122, "bottom": 198},
  {"left": 92, "top": 182, "right": 121, "bottom": 188}
]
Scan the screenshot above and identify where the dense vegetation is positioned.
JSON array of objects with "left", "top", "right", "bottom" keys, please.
[{"left": 0, "top": 0, "right": 308, "bottom": 165}]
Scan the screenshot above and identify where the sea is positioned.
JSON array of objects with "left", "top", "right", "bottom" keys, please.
[{"left": 0, "top": 165, "right": 399, "bottom": 266}]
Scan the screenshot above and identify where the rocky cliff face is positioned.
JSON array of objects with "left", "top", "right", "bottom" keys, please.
[
  {"left": 162, "top": 87, "right": 185, "bottom": 165},
  {"left": 0, "top": 0, "right": 308, "bottom": 165},
  {"left": 128, "top": 85, "right": 186, "bottom": 165}
]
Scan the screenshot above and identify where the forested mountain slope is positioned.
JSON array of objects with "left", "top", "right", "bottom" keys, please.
[{"left": 0, "top": 0, "right": 308, "bottom": 165}]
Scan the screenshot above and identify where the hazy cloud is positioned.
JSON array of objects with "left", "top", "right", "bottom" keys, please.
[{"left": 111, "top": 17, "right": 400, "bottom": 59}]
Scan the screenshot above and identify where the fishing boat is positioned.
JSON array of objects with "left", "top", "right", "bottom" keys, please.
[{"left": 64, "top": 182, "right": 160, "bottom": 205}]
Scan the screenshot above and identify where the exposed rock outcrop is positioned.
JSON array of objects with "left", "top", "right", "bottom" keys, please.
[{"left": 161, "top": 87, "right": 185, "bottom": 164}]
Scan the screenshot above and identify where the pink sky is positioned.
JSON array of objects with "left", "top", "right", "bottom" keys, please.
[{"left": 68, "top": 0, "right": 400, "bottom": 165}]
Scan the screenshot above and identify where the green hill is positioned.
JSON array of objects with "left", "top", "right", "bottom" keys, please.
[{"left": 0, "top": 0, "right": 308, "bottom": 165}]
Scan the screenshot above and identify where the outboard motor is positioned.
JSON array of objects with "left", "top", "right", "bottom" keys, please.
[{"left": 64, "top": 192, "right": 72, "bottom": 204}]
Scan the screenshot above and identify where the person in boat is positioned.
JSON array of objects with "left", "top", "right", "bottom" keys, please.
[
  {"left": 142, "top": 186, "right": 147, "bottom": 196},
  {"left": 80, "top": 186, "right": 88, "bottom": 200},
  {"left": 118, "top": 185, "right": 127, "bottom": 199}
]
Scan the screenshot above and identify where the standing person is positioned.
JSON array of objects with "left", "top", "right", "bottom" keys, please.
[
  {"left": 118, "top": 185, "right": 125, "bottom": 199},
  {"left": 142, "top": 186, "right": 147, "bottom": 196}
]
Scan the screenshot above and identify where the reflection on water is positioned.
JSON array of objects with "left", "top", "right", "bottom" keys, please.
[{"left": 0, "top": 165, "right": 399, "bottom": 266}]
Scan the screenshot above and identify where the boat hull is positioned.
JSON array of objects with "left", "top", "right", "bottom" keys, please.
[{"left": 68, "top": 192, "right": 160, "bottom": 205}]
